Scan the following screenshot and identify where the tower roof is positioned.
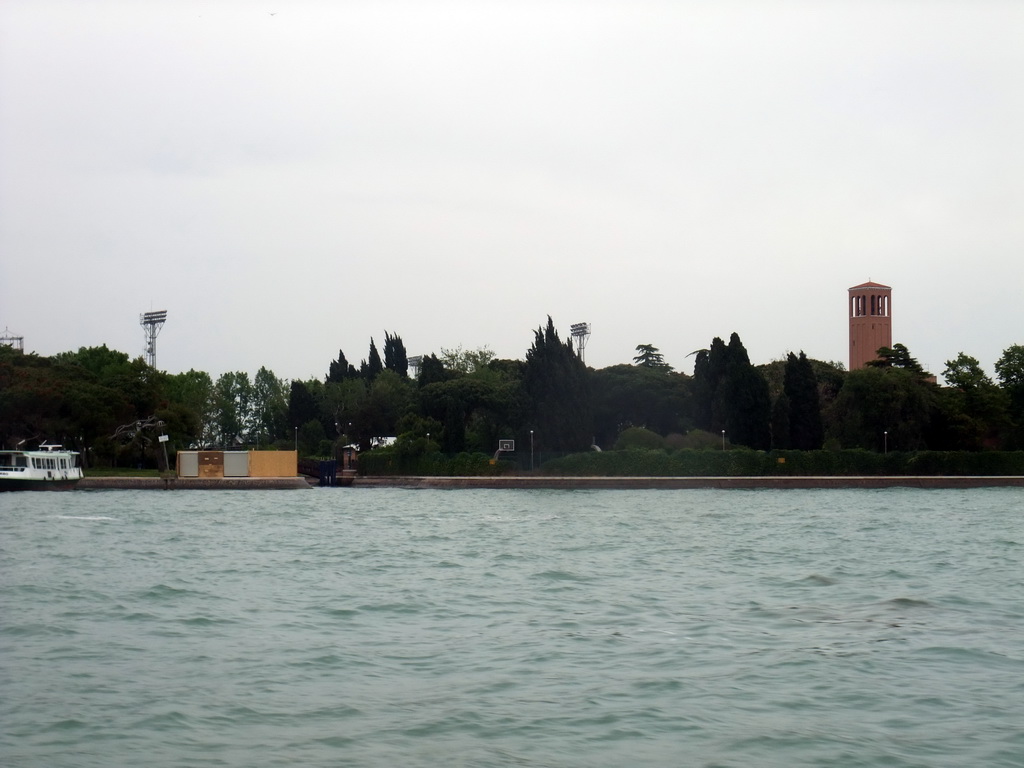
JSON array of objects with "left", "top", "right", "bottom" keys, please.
[{"left": 849, "top": 280, "right": 891, "bottom": 291}]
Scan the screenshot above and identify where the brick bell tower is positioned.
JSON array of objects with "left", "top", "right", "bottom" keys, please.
[{"left": 849, "top": 281, "right": 892, "bottom": 370}]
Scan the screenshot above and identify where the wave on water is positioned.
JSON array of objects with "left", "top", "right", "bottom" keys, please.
[{"left": 3, "top": 487, "right": 1023, "bottom": 768}]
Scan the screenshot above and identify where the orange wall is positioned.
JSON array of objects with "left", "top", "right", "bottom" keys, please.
[{"left": 249, "top": 451, "right": 297, "bottom": 477}]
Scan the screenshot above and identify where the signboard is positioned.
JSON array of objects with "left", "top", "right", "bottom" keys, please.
[
  {"left": 158, "top": 434, "right": 169, "bottom": 443},
  {"left": 498, "top": 439, "right": 514, "bottom": 452}
]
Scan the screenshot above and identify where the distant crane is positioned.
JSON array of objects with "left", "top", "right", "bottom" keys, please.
[{"left": 140, "top": 310, "right": 167, "bottom": 368}]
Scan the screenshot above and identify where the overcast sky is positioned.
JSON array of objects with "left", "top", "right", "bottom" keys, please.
[{"left": 2, "top": 0, "right": 1021, "bottom": 383}]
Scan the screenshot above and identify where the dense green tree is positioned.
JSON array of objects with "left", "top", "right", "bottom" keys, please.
[
  {"left": 994, "top": 344, "right": 1024, "bottom": 448},
  {"left": 590, "top": 364, "right": 691, "bottom": 448},
  {"left": 935, "top": 352, "right": 1008, "bottom": 448},
  {"left": 868, "top": 343, "right": 927, "bottom": 375},
  {"left": 55, "top": 345, "right": 165, "bottom": 425},
  {"left": 828, "top": 366, "right": 935, "bottom": 450},
  {"left": 383, "top": 332, "right": 408, "bottom": 378},
  {"left": 251, "top": 366, "right": 288, "bottom": 446},
  {"left": 944, "top": 353, "right": 992, "bottom": 390},
  {"left": 52, "top": 344, "right": 131, "bottom": 379},
  {"left": 441, "top": 396, "right": 467, "bottom": 453},
  {"left": 418, "top": 373, "right": 512, "bottom": 454},
  {"left": 784, "top": 351, "right": 824, "bottom": 449},
  {"left": 213, "top": 371, "right": 252, "bottom": 447},
  {"left": 288, "top": 379, "right": 319, "bottom": 432},
  {"left": 996, "top": 344, "right": 1024, "bottom": 388},
  {"left": 440, "top": 345, "right": 496, "bottom": 374},
  {"left": 165, "top": 369, "right": 217, "bottom": 447},
  {"left": 417, "top": 353, "right": 450, "bottom": 387},
  {"left": 352, "top": 370, "right": 414, "bottom": 448},
  {"left": 297, "top": 418, "right": 326, "bottom": 456},
  {"left": 320, "top": 378, "right": 367, "bottom": 444},
  {"left": 523, "top": 317, "right": 592, "bottom": 452},
  {"left": 633, "top": 344, "right": 673, "bottom": 371},
  {"left": 0, "top": 347, "right": 131, "bottom": 458}
]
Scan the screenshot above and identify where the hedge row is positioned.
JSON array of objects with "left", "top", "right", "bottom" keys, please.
[
  {"left": 358, "top": 449, "right": 513, "bottom": 477},
  {"left": 539, "top": 449, "right": 1024, "bottom": 477}
]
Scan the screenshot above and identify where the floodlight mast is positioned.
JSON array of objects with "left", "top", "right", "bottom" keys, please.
[
  {"left": 407, "top": 355, "right": 423, "bottom": 379},
  {"left": 140, "top": 310, "right": 168, "bottom": 368},
  {"left": 0, "top": 328, "right": 24, "bottom": 351},
  {"left": 570, "top": 322, "right": 591, "bottom": 365}
]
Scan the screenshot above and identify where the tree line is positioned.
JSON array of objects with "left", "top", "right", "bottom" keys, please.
[{"left": 1, "top": 319, "right": 1022, "bottom": 468}]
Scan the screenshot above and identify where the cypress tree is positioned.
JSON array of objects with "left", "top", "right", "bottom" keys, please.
[
  {"left": 383, "top": 331, "right": 408, "bottom": 378},
  {"left": 692, "top": 348, "right": 712, "bottom": 431},
  {"left": 327, "top": 350, "right": 356, "bottom": 382},
  {"left": 523, "top": 316, "right": 592, "bottom": 452},
  {"left": 784, "top": 351, "right": 824, "bottom": 449},
  {"left": 772, "top": 391, "right": 791, "bottom": 449},
  {"left": 721, "top": 333, "right": 771, "bottom": 450},
  {"left": 692, "top": 336, "right": 729, "bottom": 432},
  {"left": 366, "top": 338, "right": 384, "bottom": 381},
  {"left": 418, "top": 354, "right": 449, "bottom": 387},
  {"left": 288, "top": 380, "right": 319, "bottom": 430}
]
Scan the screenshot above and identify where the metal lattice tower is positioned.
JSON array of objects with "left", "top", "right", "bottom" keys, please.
[
  {"left": 407, "top": 355, "right": 423, "bottom": 378},
  {"left": 140, "top": 311, "right": 168, "bottom": 368},
  {"left": 0, "top": 328, "right": 24, "bottom": 351},
  {"left": 570, "top": 322, "right": 591, "bottom": 365}
]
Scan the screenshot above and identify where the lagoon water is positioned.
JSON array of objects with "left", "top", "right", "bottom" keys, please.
[{"left": 2, "top": 488, "right": 1023, "bottom": 767}]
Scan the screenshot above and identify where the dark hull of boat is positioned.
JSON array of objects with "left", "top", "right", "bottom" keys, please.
[{"left": 0, "top": 478, "right": 81, "bottom": 492}]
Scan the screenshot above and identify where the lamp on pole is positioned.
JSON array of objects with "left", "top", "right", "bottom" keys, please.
[
  {"left": 530, "top": 430, "right": 534, "bottom": 472},
  {"left": 721, "top": 430, "right": 726, "bottom": 450},
  {"left": 884, "top": 430, "right": 888, "bottom": 454},
  {"left": 294, "top": 426, "right": 298, "bottom": 453}
]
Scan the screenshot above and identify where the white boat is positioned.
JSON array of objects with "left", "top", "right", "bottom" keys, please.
[{"left": 0, "top": 444, "right": 83, "bottom": 491}]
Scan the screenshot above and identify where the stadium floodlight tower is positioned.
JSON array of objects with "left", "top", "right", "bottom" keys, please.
[
  {"left": 570, "top": 322, "right": 591, "bottom": 365},
  {"left": 0, "top": 328, "right": 24, "bottom": 351},
  {"left": 407, "top": 355, "right": 423, "bottom": 379},
  {"left": 140, "top": 310, "right": 168, "bottom": 368}
]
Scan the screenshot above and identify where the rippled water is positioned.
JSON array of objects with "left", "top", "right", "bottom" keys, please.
[{"left": 2, "top": 488, "right": 1023, "bottom": 767}]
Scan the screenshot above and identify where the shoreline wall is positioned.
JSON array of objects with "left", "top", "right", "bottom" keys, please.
[
  {"left": 76, "top": 475, "right": 1024, "bottom": 490},
  {"left": 351, "top": 476, "right": 1024, "bottom": 490}
]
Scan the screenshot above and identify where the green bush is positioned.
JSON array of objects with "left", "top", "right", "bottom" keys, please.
[
  {"left": 614, "top": 427, "right": 666, "bottom": 451},
  {"left": 358, "top": 446, "right": 510, "bottom": 476},
  {"left": 538, "top": 449, "right": 1024, "bottom": 477},
  {"left": 357, "top": 442, "right": 1024, "bottom": 477}
]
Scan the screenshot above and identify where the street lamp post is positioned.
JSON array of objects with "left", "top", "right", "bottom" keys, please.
[
  {"left": 530, "top": 430, "right": 534, "bottom": 472},
  {"left": 721, "top": 430, "right": 726, "bottom": 450},
  {"left": 884, "top": 430, "right": 888, "bottom": 454},
  {"left": 294, "top": 426, "right": 298, "bottom": 453}
]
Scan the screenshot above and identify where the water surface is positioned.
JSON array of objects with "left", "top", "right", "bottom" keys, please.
[{"left": 2, "top": 488, "right": 1023, "bottom": 767}]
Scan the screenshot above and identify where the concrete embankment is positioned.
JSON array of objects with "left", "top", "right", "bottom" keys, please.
[
  {"left": 351, "top": 475, "right": 1024, "bottom": 490},
  {"left": 78, "top": 477, "right": 310, "bottom": 490},
  {"left": 77, "top": 475, "right": 1024, "bottom": 490}
]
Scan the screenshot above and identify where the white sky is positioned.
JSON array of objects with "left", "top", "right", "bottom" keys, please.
[{"left": 2, "top": 0, "right": 1022, "bottom": 382}]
